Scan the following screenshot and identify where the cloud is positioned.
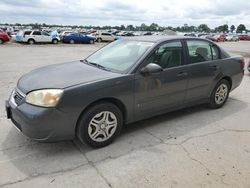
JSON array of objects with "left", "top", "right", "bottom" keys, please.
[{"left": 0, "top": 0, "right": 250, "bottom": 28}]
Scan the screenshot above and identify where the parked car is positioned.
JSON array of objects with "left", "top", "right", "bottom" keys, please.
[
  {"left": 96, "top": 32, "right": 117, "bottom": 42},
  {"left": 238, "top": 34, "right": 250, "bottom": 40},
  {"left": 226, "top": 34, "right": 239, "bottom": 42},
  {"left": 59, "top": 31, "right": 73, "bottom": 40},
  {"left": 213, "top": 34, "right": 226, "bottom": 42},
  {"left": 17, "top": 30, "right": 60, "bottom": 44},
  {"left": 205, "top": 34, "right": 216, "bottom": 41},
  {"left": 6, "top": 36, "right": 244, "bottom": 147},
  {"left": 62, "top": 32, "right": 96, "bottom": 44},
  {"left": 0, "top": 29, "right": 10, "bottom": 44},
  {"left": 184, "top": 33, "right": 196, "bottom": 37}
]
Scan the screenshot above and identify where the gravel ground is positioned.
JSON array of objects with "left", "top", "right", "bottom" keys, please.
[{"left": 0, "top": 41, "right": 250, "bottom": 188}]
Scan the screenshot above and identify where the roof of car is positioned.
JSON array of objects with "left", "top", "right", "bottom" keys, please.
[{"left": 122, "top": 35, "right": 197, "bottom": 43}]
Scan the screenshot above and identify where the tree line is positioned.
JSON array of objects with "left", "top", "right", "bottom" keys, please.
[{"left": 1, "top": 22, "right": 248, "bottom": 33}]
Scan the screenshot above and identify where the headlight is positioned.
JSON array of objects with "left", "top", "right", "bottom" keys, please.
[{"left": 26, "top": 89, "right": 64, "bottom": 107}]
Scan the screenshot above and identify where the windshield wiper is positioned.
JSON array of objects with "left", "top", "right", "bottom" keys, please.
[{"left": 80, "top": 59, "right": 111, "bottom": 71}]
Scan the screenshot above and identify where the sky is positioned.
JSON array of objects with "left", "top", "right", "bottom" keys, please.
[{"left": 0, "top": 0, "right": 250, "bottom": 28}]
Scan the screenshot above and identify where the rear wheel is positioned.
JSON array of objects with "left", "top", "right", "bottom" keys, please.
[
  {"left": 97, "top": 38, "right": 102, "bottom": 43},
  {"left": 77, "top": 102, "right": 123, "bottom": 147},
  {"left": 209, "top": 79, "right": 230, "bottom": 109},
  {"left": 69, "top": 39, "right": 75, "bottom": 44},
  {"left": 28, "top": 39, "right": 35, "bottom": 45},
  {"left": 89, "top": 39, "right": 94, "bottom": 44},
  {"left": 0, "top": 39, "right": 3, "bottom": 44}
]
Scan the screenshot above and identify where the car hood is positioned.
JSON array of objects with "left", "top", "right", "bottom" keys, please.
[{"left": 17, "top": 61, "right": 119, "bottom": 94}]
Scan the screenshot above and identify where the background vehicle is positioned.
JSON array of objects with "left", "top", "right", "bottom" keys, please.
[
  {"left": 226, "top": 34, "right": 239, "bottom": 41},
  {"left": 96, "top": 32, "right": 117, "bottom": 42},
  {"left": 213, "top": 34, "right": 226, "bottom": 42},
  {"left": 238, "top": 34, "right": 250, "bottom": 40},
  {"left": 0, "top": 29, "right": 10, "bottom": 44},
  {"left": 184, "top": 33, "right": 196, "bottom": 37},
  {"left": 248, "top": 60, "right": 250, "bottom": 72},
  {"left": 59, "top": 31, "right": 73, "bottom": 40},
  {"left": 19, "top": 30, "right": 60, "bottom": 44},
  {"left": 62, "top": 32, "right": 96, "bottom": 44}
]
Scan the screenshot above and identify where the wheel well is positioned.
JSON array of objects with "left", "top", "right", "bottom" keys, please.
[
  {"left": 28, "top": 38, "right": 35, "bottom": 42},
  {"left": 221, "top": 76, "right": 232, "bottom": 90},
  {"left": 75, "top": 98, "right": 127, "bottom": 134}
]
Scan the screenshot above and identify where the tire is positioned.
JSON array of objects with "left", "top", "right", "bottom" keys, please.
[
  {"left": 97, "top": 38, "right": 102, "bottom": 43},
  {"left": 69, "top": 39, "right": 75, "bottom": 44},
  {"left": 0, "top": 39, "right": 3, "bottom": 44},
  {"left": 52, "top": 39, "right": 58, "bottom": 44},
  {"left": 89, "top": 39, "right": 94, "bottom": 44},
  {"left": 77, "top": 102, "right": 123, "bottom": 148},
  {"left": 28, "top": 39, "right": 35, "bottom": 45},
  {"left": 209, "top": 79, "right": 230, "bottom": 109}
]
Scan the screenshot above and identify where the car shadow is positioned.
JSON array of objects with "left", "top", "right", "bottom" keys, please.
[{"left": 1, "top": 97, "right": 247, "bottom": 183}]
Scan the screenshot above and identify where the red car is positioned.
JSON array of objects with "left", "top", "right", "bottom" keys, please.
[
  {"left": 0, "top": 29, "right": 10, "bottom": 44},
  {"left": 238, "top": 34, "right": 250, "bottom": 40},
  {"left": 213, "top": 34, "right": 226, "bottom": 42}
]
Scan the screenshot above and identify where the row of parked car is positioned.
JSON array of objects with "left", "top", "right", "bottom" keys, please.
[
  {"left": 0, "top": 29, "right": 119, "bottom": 45},
  {"left": 184, "top": 33, "right": 250, "bottom": 42}
]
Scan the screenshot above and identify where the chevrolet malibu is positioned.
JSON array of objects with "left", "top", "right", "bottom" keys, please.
[{"left": 6, "top": 36, "right": 244, "bottom": 147}]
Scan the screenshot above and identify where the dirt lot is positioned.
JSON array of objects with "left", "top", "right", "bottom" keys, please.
[{"left": 0, "top": 41, "right": 250, "bottom": 188}]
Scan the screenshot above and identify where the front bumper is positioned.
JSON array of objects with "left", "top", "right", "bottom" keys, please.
[{"left": 5, "top": 95, "right": 76, "bottom": 142}]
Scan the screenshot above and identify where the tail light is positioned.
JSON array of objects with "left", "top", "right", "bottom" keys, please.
[{"left": 240, "top": 58, "right": 245, "bottom": 69}]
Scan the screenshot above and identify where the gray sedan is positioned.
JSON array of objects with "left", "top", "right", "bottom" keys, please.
[{"left": 6, "top": 36, "right": 244, "bottom": 147}]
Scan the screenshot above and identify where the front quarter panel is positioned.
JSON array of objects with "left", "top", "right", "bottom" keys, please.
[{"left": 56, "top": 74, "right": 135, "bottom": 130}]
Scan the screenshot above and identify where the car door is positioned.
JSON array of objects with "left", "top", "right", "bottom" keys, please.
[
  {"left": 32, "top": 31, "right": 42, "bottom": 42},
  {"left": 134, "top": 40, "right": 189, "bottom": 119},
  {"left": 41, "top": 31, "right": 51, "bottom": 42},
  {"left": 184, "top": 39, "right": 221, "bottom": 103}
]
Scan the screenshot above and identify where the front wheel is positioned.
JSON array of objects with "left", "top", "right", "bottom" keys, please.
[
  {"left": 0, "top": 39, "right": 3, "bottom": 44},
  {"left": 209, "top": 79, "right": 230, "bottom": 109},
  {"left": 52, "top": 39, "right": 58, "bottom": 44},
  {"left": 77, "top": 102, "right": 123, "bottom": 147},
  {"left": 89, "top": 39, "right": 94, "bottom": 44}
]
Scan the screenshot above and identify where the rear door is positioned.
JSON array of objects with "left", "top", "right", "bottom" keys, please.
[
  {"left": 184, "top": 39, "right": 221, "bottom": 103},
  {"left": 32, "top": 31, "right": 42, "bottom": 42}
]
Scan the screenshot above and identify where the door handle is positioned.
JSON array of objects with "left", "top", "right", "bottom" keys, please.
[
  {"left": 177, "top": 72, "right": 188, "bottom": 77},
  {"left": 209, "top": 65, "right": 220, "bottom": 70}
]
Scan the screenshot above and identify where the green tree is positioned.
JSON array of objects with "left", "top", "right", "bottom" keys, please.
[
  {"left": 236, "top": 24, "right": 246, "bottom": 33},
  {"left": 198, "top": 24, "right": 210, "bottom": 32},
  {"left": 230, "top": 25, "right": 235, "bottom": 32},
  {"left": 120, "top": 25, "right": 125, "bottom": 30}
]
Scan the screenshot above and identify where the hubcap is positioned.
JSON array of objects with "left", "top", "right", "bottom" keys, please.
[
  {"left": 88, "top": 111, "right": 117, "bottom": 142},
  {"left": 215, "top": 83, "right": 228, "bottom": 105}
]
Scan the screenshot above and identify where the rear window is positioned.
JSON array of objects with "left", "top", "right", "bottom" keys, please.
[
  {"left": 24, "top": 31, "right": 32, "bottom": 35},
  {"left": 33, "top": 31, "right": 41, "bottom": 35}
]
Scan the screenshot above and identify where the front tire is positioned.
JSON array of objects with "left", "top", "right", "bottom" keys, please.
[
  {"left": 52, "top": 39, "right": 58, "bottom": 44},
  {"left": 69, "top": 39, "right": 75, "bottom": 44},
  {"left": 97, "top": 38, "right": 102, "bottom": 43},
  {"left": 89, "top": 39, "right": 94, "bottom": 44},
  {"left": 0, "top": 39, "right": 3, "bottom": 44},
  {"left": 209, "top": 79, "right": 230, "bottom": 109},
  {"left": 77, "top": 102, "right": 123, "bottom": 147}
]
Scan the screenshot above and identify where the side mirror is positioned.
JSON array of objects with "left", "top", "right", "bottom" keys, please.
[{"left": 140, "top": 63, "right": 163, "bottom": 76}]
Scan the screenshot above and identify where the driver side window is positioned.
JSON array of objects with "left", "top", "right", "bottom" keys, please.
[{"left": 148, "top": 41, "right": 183, "bottom": 69}]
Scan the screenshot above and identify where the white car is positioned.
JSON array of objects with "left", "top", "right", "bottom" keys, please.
[
  {"left": 226, "top": 35, "right": 239, "bottom": 42},
  {"left": 19, "top": 30, "right": 60, "bottom": 44},
  {"left": 96, "top": 32, "right": 117, "bottom": 42}
]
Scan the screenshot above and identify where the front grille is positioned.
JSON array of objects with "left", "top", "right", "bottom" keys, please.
[{"left": 13, "top": 90, "right": 25, "bottom": 106}]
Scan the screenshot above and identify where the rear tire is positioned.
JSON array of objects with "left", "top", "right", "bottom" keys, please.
[
  {"left": 97, "top": 38, "right": 102, "bottom": 43},
  {"left": 0, "top": 39, "right": 3, "bottom": 44},
  {"left": 28, "top": 39, "right": 35, "bottom": 45},
  {"left": 69, "top": 39, "right": 75, "bottom": 44},
  {"left": 89, "top": 39, "right": 94, "bottom": 44},
  {"left": 209, "top": 79, "right": 230, "bottom": 109},
  {"left": 77, "top": 102, "right": 123, "bottom": 148}
]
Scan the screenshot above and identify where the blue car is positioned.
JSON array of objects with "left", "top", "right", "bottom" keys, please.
[{"left": 63, "top": 33, "right": 96, "bottom": 44}]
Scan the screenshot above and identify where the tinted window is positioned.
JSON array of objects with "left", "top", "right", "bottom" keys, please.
[
  {"left": 33, "top": 31, "right": 41, "bottom": 35},
  {"left": 211, "top": 45, "right": 219, "bottom": 60},
  {"left": 24, "top": 31, "right": 31, "bottom": 35},
  {"left": 148, "top": 41, "right": 183, "bottom": 69},
  {"left": 42, "top": 31, "right": 50, "bottom": 36},
  {"left": 187, "top": 40, "right": 212, "bottom": 63},
  {"left": 102, "top": 33, "right": 111, "bottom": 36}
]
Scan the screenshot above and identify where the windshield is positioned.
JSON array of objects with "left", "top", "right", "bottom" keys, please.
[{"left": 86, "top": 40, "right": 154, "bottom": 73}]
